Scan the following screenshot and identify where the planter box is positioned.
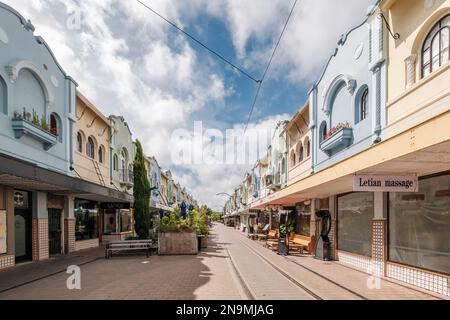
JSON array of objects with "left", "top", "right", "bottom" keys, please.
[
  {"left": 320, "top": 127, "right": 353, "bottom": 154},
  {"left": 158, "top": 232, "right": 198, "bottom": 255},
  {"left": 200, "top": 236, "right": 208, "bottom": 249},
  {"left": 11, "top": 118, "right": 57, "bottom": 150}
]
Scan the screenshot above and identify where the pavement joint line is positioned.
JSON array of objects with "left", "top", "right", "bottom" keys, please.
[
  {"left": 222, "top": 243, "right": 256, "bottom": 300},
  {"left": 332, "top": 261, "right": 446, "bottom": 300},
  {"left": 236, "top": 236, "right": 323, "bottom": 300},
  {"left": 0, "top": 256, "right": 104, "bottom": 294},
  {"left": 285, "top": 257, "right": 368, "bottom": 300}
]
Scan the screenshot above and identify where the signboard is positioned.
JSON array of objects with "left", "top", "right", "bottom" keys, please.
[
  {"left": 99, "top": 202, "right": 131, "bottom": 210},
  {"left": 0, "top": 210, "right": 6, "bottom": 254},
  {"left": 353, "top": 175, "right": 418, "bottom": 192}
]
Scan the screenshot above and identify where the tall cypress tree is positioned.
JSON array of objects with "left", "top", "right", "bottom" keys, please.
[{"left": 133, "top": 140, "right": 151, "bottom": 239}]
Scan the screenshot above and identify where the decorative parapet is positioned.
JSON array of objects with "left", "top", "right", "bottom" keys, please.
[{"left": 11, "top": 118, "right": 57, "bottom": 150}]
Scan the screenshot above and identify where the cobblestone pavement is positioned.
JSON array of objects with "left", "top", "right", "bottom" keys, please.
[{"left": 0, "top": 224, "right": 444, "bottom": 300}]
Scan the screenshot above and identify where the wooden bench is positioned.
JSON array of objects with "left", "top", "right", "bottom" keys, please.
[
  {"left": 266, "top": 233, "right": 296, "bottom": 251},
  {"left": 289, "top": 235, "right": 316, "bottom": 254},
  {"left": 105, "top": 240, "right": 157, "bottom": 259}
]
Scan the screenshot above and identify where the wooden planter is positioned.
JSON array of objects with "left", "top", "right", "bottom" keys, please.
[{"left": 158, "top": 232, "right": 198, "bottom": 255}]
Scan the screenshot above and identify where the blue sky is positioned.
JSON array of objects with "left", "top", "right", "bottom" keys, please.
[{"left": 3, "top": 0, "right": 375, "bottom": 210}]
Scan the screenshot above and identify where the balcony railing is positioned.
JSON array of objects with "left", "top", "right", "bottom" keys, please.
[
  {"left": 119, "top": 169, "right": 134, "bottom": 186},
  {"left": 320, "top": 127, "right": 353, "bottom": 154}
]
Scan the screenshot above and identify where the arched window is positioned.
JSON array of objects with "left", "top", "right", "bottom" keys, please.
[
  {"left": 299, "top": 145, "right": 304, "bottom": 162},
  {"left": 76, "top": 132, "right": 83, "bottom": 153},
  {"left": 98, "top": 146, "right": 104, "bottom": 163},
  {"left": 86, "top": 137, "right": 95, "bottom": 159},
  {"left": 306, "top": 139, "right": 311, "bottom": 157},
  {"left": 113, "top": 154, "right": 119, "bottom": 171},
  {"left": 357, "top": 88, "right": 369, "bottom": 123},
  {"left": 0, "top": 76, "right": 6, "bottom": 115},
  {"left": 320, "top": 121, "right": 328, "bottom": 143},
  {"left": 290, "top": 151, "right": 296, "bottom": 167},
  {"left": 50, "top": 113, "right": 62, "bottom": 142},
  {"left": 422, "top": 14, "right": 450, "bottom": 78}
]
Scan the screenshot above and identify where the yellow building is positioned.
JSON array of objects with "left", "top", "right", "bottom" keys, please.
[{"left": 74, "top": 91, "right": 110, "bottom": 186}]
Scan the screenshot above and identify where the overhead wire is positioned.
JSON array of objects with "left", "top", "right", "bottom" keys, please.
[{"left": 135, "top": 0, "right": 260, "bottom": 83}]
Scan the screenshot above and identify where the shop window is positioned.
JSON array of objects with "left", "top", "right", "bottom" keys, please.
[
  {"left": 389, "top": 173, "right": 450, "bottom": 275},
  {"left": 296, "top": 201, "right": 311, "bottom": 236},
  {"left": 74, "top": 199, "right": 98, "bottom": 241},
  {"left": 86, "top": 137, "right": 95, "bottom": 159},
  {"left": 337, "top": 192, "right": 373, "bottom": 257},
  {"left": 422, "top": 14, "right": 450, "bottom": 78}
]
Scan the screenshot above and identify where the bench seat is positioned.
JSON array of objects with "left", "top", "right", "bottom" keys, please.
[{"left": 105, "top": 240, "right": 156, "bottom": 259}]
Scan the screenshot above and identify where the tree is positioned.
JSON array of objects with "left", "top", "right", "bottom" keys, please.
[{"left": 133, "top": 140, "right": 151, "bottom": 239}]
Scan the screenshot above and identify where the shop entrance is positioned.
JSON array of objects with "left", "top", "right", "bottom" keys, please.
[
  {"left": 48, "top": 209, "right": 62, "bottom": 255},
  {"left": 14, "top": 190, "right": 32, "bottom": 262}
]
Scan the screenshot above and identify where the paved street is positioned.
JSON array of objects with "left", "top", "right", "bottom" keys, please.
[{"left": 0, "top": 224, "right": 444, "bottom": 300}]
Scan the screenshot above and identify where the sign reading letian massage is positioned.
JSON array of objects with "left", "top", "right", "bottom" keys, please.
[{"left": 353, "top": 175, "right": 419, "bottom": 192}]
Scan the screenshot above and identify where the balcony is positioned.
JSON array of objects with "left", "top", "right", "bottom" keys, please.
[
  {"left": 12, "top": 118, "right": 57, "bottom": 150},
  {"left": 320, "top": 127, "right": 353, "bottom": 154},
  {"left": 119, "top": 169, "right": 134, "bottom": 189},
  {"left": 266, "top": 172, "right": 281, "bottom": 191}
]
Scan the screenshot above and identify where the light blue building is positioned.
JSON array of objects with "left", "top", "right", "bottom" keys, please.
[
  {"left": 148, "top": 155, "right": 161, "bottom": 209},
  {"left": 309, "top": 6, "right": 387, "bottom": 172},
  {"left": 0, "top": 3, "right": 77, "bottom": 174}
]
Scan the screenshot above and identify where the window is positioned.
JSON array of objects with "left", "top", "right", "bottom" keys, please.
[
  {"left": 389, "top": 173, "right": 450, "bottom": 275},
  {"left": 98, "top": 146, "right": 104, "bottom": 163},
  {"left": 290, "top": 151, "right": 296, "bottom": 167},
  {"left": 74, "top": 199, "right": 98, "bottom": 241},
  {"left": 113, "top": 154, "right": 118, "bottom": 171},
  {"left": 422, "top": 14, "right": 450, "bottom": 78},
  {"left": 77, "top": 132, "right": 83, "bottom": 153},
  {"left": 360, "top": 89, "right": 369, "bottom": 122},
  {"left": 320, "top": 121, "right": 328, "bottom": 142},
  {"left": 0, "top": 76, "right": 6, "bottom": 114},
  {"left": 299, "top": 145, "right": 304, "bottom": 162},
  {"left": 305, "top": 138, "right": 311, "bottom": 157},
  {"left": 86, "top": 137, "right": 95, "bottom": 159},
  {"left": 50, "top": 113, "right": 62, "bottom": 142},
  {"left": 337, "top": 192, "right": 374, "bottom": 257}
]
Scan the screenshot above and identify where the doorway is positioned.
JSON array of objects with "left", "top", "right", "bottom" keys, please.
[
  {"left": 14, "top": 190, "right": 32, "bottom": 262},
  {"left": 48, "top": 209, "right": 62, "bottom": 255}
]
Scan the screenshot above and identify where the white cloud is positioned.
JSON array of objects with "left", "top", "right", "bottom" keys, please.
[{"left": 2, "top": 0, "right": 377, "bottom": 210}]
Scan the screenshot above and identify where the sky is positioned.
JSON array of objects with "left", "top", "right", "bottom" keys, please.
[{"left": 3, "top": 0, "right": 376, "bottom": 211}]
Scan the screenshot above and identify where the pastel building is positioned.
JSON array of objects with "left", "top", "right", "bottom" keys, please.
[{"left": 0, "top": 2, "right": 77, "bottom": 268}]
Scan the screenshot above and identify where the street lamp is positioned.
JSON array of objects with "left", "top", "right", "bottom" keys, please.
[{"left": 216, "top": 192, "right": 232, "bottom": 198}]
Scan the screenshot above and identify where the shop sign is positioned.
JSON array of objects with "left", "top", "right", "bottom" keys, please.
[
  {"left": 99, "top": 202, "right": 131, "bottom": 210},
  {"left": 0, "top": 210, "right": 6, "bottom": 254},
  {"left": 353, "top": 175, "right": 418, "bottom": 192}
]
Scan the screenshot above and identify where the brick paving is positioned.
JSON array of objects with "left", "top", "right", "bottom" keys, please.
[
  {"left": 0, "top": 224, "right": 445, "bottom": 300},
  {"left": 0, "top": 230, "right": 242, "bottom": 300}
]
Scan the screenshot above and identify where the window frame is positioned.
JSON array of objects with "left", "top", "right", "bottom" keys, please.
[
  {"left": 86, "top": 137, "right": 95, "bottom": 159},
  {"left": 421, "top": 14, "right": 450, "bottom": 78}
]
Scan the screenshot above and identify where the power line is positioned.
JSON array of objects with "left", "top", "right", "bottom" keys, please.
[
  {"left": 135, "top": 0, "right": 261, "bottom": 83},
  {"left": 244, "top": 0, "right": 298, "bottom": 133}
]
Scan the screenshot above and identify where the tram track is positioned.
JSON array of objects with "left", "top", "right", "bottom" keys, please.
[{"left": 230, "top": 230, "right": 370, "bottom": 300}]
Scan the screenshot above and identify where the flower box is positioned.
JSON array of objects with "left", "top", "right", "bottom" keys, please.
[
  {"left": 158, "top": 231, "right": 198, "bottom": 255},
  {"left": 11, "top": 118, "right": 57, "bottom": 150},
  {"left": 320, "top": 127, "right": 353, "bottom": 153}
]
